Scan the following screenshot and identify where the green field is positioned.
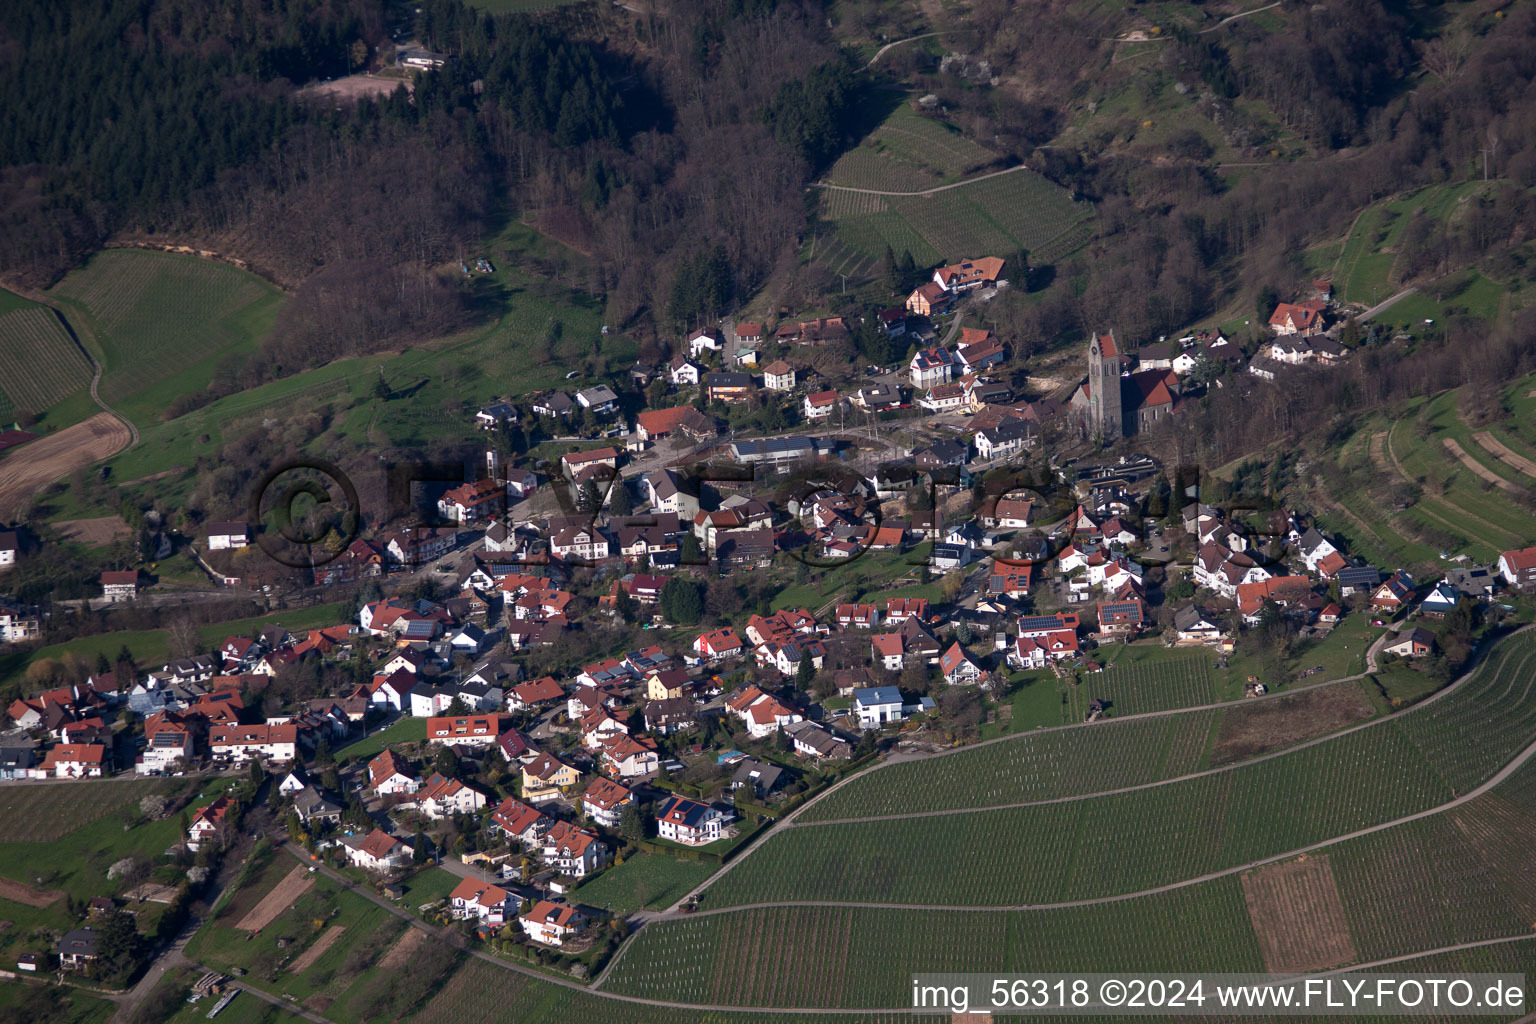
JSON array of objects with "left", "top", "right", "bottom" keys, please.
[
  {"left": 1067, "top": 647, "right": 1220, "bottom": 717},
  {"left": 47, "top": 250, "right": 284, "bottom": 429},
  {"left": 189, "top": 851, "right": 416, "bottom": 1020},
  {"left": 95, "top": 257, "right": 622, "bottom": 510},
  {"left": 0, "top": 982, "right": 114, "bottom": 1024},
  {"left": 1307, "top": 376, "right": 1536, "bottom": 574},
  {"left": 0, "top": 302, "right": 94, "bottom": 419},
  {"left": 605, "top": 880, "right": 1263, "bottom": 1007},
  {"left": 570, "top": 854, "right": 715, "bottom": 915},
  {"left": 0, "top": 777, "right": 183, "bottom": 841},
  {"left": 337, "top": 717, "right": 428, "bottom": 762},
  {"left": 697, "top": 629, "right": 1536, "bottom": 908},
  {"left": 1335, "top": 182, "right": 1499, "bottom": 307}
]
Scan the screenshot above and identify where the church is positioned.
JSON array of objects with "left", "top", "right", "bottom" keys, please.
[{"left": 1068, "top": 330, "right": 1179, "bottom": 441}]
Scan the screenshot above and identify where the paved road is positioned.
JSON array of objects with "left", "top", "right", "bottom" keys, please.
[
  {"left": 812, "top": 163, "right": 1030, "bottom": 198},
  {"left": 864, "top": 31, "right": 951, "bottom": 68},
  {"left": 656, "top": 623, "right": 1518, "bottom": 913},
  {"left": 1358, "top": 286, "right": 1418, "bottom": 321}
]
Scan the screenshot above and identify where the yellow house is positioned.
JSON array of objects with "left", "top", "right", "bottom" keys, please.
[
  {"left": 522, "top": 753, "right": 581, "bottom": 803},
  {"left": 646, "top": 669, "right": 692, "bottom": 702}
]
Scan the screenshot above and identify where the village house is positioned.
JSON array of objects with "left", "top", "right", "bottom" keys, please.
[
  {"left": 906, "top": 280, "right": 948, "bottom": 316},
  {"left": 803, "top": 389, "right": 842, "bottom": 420},
  {"left": 634, "top": 405, "right": 717, "bottom": 444},
  {"left": 668, "top": 355, "right": 701, "bottom": 386},
  {"left": 687, "top": 327, "right": 724, "bottom": 358},
  {"left": 426, "top": 714, "right": 504, "bottom": 748},
  {"left": 1497, "top": 546, "right": 1536, "bottom": 590},
  {"left": 491, "top": 797, "right": 551, "bottom": 847},
  {"left": 368, "top": 750, "right": 419, "bottom": 795},
  {"left": 581, "top": 777, "right": 635, "bottom": 829},
  {"left": 437, "top": 478, "right": 507, "bottom": 525},
  {"left": 1268, "top": 300, "right": 1327, "bottom": 337},
  {"left": 576, "top": 385, "right": 619, "bottom": 417},
  {"left": 1384, "top": 626, "right": 1436, "bottom": 658},
  {"left": 1172, "top": 605, "right": 1225, "bottom": 645},
  {"left": 449, "top": 878, "right": 513, "bottom": 924},
  {"left": 342, "top": 829, "right": 411, "bottom": 872},
  {"left": 414, "top": 773, "right": 488, "bottom": 819},
  {"left": 210, "top": 723, "right": 299, "bottom": 764},
  {"left": 520, "top": 901, "right": 587, "bottom": 946},
  {"left": 938, "top": 643, "right": 983, "bottom": 685},
  {"left": 762, "top": 360, "right": 797, "bottom": 391},
  {"left": 541, "top": 820, "right": 610, "bottom": 877},
  {"left": 853, "top": 686, "right": 928, "bottom": 729},
  {"left": 785, "top": 719, "right": 853, "bottom": 760},
  {"left": 706, "top": 371, "right": 754, "bottom": 403},
  {"left": 100, "top": 570, "right": 140, "bottom": 603},
  {"left": 908, "top": 347, "right": 955, "bottom": 389},
  {"left": 522, "top": 753, "right": 581, "bottom": 803},
  {"left": 693, "top": 626, "right": 745, "bottom": 661},
  {"left": 655, "top": 795, "right": 729, "bottom": 846}
]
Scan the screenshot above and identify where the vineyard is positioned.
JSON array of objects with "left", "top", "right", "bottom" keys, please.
[
  {"left": 602, "top": 882, "right": 1265, "bottom": 1008},
  {"left": 700, "top": 630, "right": 1536, "bottom": 909},
  {"left": 0, "top": 306, "right": 94, "bottom": 416},
  {"left": 47, "top": 250, "right": 282, "bottom": 424},
  {"left": 864, "top": 107, "right": 999, "bottom": 180},
  {"left": 823, "top": 147, "right": 940, "bottom": 193},
  {"left": 0, "top": 777, "right": 177, "bottom": 841},
  {"left": 609, "top": 754, "right": 1536, "bottom": 1010},
  {"left": 801, "top": 710, "right": 1221, "bottom": 821},
  {"left": 1069, "top": 651, "right": 1219, "bottom": 718},
  {"left": 417, "top": 955, "right": 919, "bottom": 1024},
  {"left": 821, "top": 167, "right": 1093, "bottom": 268}
]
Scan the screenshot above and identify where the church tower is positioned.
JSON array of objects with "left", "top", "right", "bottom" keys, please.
[{"left": 1087, "top": 330, "right": 1123, "bottom": 441}]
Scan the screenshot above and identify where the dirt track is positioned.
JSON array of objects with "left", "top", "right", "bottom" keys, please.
[
  {"left": 0, "top": 412, "right": 132, "bottom": 519},
  {"left": 1442, "top": 438, "right": 1519, "bottom": 492},
  {"left": 288, "top": 925, "right": 345, "bottom": 973},
  {"left": 0, "top": 877, "right": 63, "bottom": 908},
  {"left": 236, "top": 864, "right": 313, "bottom": 932},
  {"left": 1472, "top": 430, "right": 1536, "bottom": 481},
  {"left": 55, "top": 514, "right": 132, "bottom": 546}
]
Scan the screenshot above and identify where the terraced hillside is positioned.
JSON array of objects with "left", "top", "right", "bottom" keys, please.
[{"left": 1309, "top": 371, "right": 1536, "bottom": 573}]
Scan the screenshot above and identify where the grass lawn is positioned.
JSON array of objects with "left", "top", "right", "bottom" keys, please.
[
  {"left": 396, "top": 866, "right": 463, "bottom": 910},
  {"left": 981, "top": 671, "right": 1065, "bottom": 739},
  {"left": 165, "top": 985, "right": 308, "bottom": 1024},
  {"left": 769, "top": 548, "right": 935, "bottom": 612},
  {"left": 337, "top": 718, "right": 427, "bottom": 762},
  {"left": 1364, "top": 661, "right": 1446, "bottom": 710},
  {"left": 0, "top": 980, "right": 115, "bottom": 1024},
  {"left": 569, "top": 853, "right": 715, "bottom": 915}
]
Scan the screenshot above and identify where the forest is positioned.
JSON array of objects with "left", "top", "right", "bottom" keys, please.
[{"left": 2, "top": 0, "right": 1536, "bottom": 435}]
